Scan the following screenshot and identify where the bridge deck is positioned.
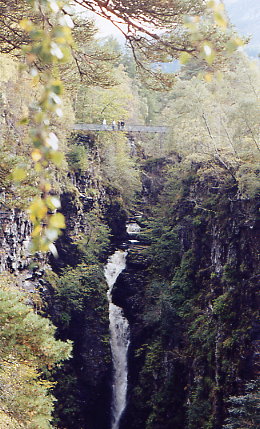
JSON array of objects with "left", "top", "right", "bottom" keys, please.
[{"left": 73, "top": 123, "right": 168, "bottom": 133}]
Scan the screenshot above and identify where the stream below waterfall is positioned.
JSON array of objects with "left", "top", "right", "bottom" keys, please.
[{"left": 104, "top": 250, "right": 129, "bottom": 429}]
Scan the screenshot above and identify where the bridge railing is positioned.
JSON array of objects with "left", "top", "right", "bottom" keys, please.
[{"left": 73, "top": 123, "right": 168, "bottom": 133}]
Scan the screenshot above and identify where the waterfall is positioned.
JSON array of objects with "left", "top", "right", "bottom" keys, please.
[
  {"left": 104, "top": 250, "right": 129, "bottom": 429},
  {"left": 126, "top": 222, "right": 141, "bottom": 235}
]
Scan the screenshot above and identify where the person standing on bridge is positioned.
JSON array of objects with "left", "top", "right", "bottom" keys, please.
[
  {"left": 102, "top": 118, "right": 107, "bottom": 129},
  {"left": 120, "top": 120, "right": 125, "bottom": 130},
  {"left": 112, "top": 120, "right": 116, "bottom": 130}
]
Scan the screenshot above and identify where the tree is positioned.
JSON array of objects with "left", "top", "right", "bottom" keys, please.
[
  {"left": 0, "top": 0, "right": 35, "bottom": 53},
  {"left": 223, "top": 380, "right": 260, "bottom": 429},
  {"left": 72, "top": 0, "right": 243, "bottom": 87},
  {"left": 157, "top": 52, "right": 260, "bottom": 197},
  {"left": 0, "top": 273, "right": 72, "bottom": 428},
  {"left": 97, "top": 130, "right": 141, "bottom": 205},
  {"left": 61, "top": 17, "right": 121, "bottom": 98},
  {"left": 0, "top": 0, "right": 246, "bottom": 253},
  {"left": 74, "top": 63, "right": 143, "bottom": 123},
  {"left": 1, "top": 1, "right": 243, "bottom": 86}
]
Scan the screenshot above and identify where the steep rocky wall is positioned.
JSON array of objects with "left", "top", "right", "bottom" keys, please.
[
  {"left": 0, "top": 130, "right": 131, "bottom": 429},
  {"left": 43, "top": 156, "right": 114, "bottom": 428},
  {"left": 0, "top": 155, "right": 107, "bottom": 429},
  {"left": 112, "top": 160, "right": 259, "bottom": 429},
  {"left": 0, "top": 206, "right": 32, "bottom": 273}
]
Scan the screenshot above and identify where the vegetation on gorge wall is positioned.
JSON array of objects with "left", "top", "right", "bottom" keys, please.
[{"left": 120, "top": 158, "right": 259, "bottom": 429}]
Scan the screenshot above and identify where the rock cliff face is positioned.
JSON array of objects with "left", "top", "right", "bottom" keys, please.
[
  {"left": 112, "top": 160, "right": 259, "bottom": 429},
  {"left": 0, "top": 206, "right": 48, "bottom": 296},
  {"left": 0, "top": 207, "right": 32, "bottom": 273},
  {"left": 0, "top": 151, "right": 115, "bottom": 429}
]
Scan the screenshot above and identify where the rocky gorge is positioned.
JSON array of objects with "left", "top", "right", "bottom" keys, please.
[
  {"left": 1, "top": 139, "right": 259, "bottom": 429},
  {"left": 0, "top": 2, "right": 259, "bottom": 426}
]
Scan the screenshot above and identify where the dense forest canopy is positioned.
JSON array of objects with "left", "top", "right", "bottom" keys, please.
[
  {"left": 0, "top": 0, "right": 249, "bottom": 254},
  {"left": 0, "top": 0, "right": 259, "bottom": 428}
]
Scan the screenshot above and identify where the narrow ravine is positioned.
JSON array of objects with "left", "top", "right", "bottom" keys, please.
[{"left": 104, "top": 250, "right": 129, "bottom": 429}]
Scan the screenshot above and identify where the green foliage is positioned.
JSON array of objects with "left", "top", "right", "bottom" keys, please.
[
  {"left": 75, "top": 0, "right": 244, "bottom": 88},
  {"left": 143, "top": 341, "right": 164, "bottom": 374},
  {"left": 129, "top": 140, "right": 258, "bottom": 429},
  {"left": 46, "top": 263, "right": 105, "bottom": 329},
  {"left": 223, "top": 380, "right": 260, "bottom": 429},
  {"left": 156, "top": 162, "right": 197, "bottom": 215},
  {"left": 75, "top": 211, "right": 111, "bottom": 264},
  {"left": 66, "top": 144, "right": 89, "bottom": 173},
  {"left": 1, "top": 0, "right": 253, "bottom": 254},
  {"left": 222, "top": 264, "right": 238, "bottom": 285},
  {"left": 97, "top": 131, "right": 141, "bottom": 205},
  {"left": 0, "top": 273, "right": 71, "bottom": 428},
  {"left": 0, "top": 150, "right": 38, "bottom": 208},
  {"left": 145, "top": 221, "right": 181, "bottom": 278},
  {"left": 10, "top": 0, "right": 76, "bottom": 254},
  {"left": 187, "top": 378, "right": 214, "bottom": 429},
  {"left": 170, "top": 250, "right": 197, "bottom": 310},
  {"left": 62, "top": 18, "right": 119, "bottom": 92},
  {"left": 50, "top": 365, "right": 86, "bottom": 429},
  {"left": 188, "top": 311, "right": 216, "bottom": 351},
  {"left": 159, "top": 55, "right": 260, "bottom": 199},
  {"left": 236, "top": 163, "right": 260, "bottom": 199},
  {"left": 44, "top": 256, "right": 110, "bottom": 428},
  {"left": 0, "top": 2, "right": 258, "bottom": 429},
  {"left": 75, "top": 63, "right": 144, "bottom": 124},
  {"left": 212, "top": 292, "right": 232, "bottom": 317}
]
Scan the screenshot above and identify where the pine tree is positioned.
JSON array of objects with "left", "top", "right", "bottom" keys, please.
[
  {"left": 223, "top": 380, "right": 260, "bottom": 429},
  {"left": 0, "top": 274, "right": 72, "bottom": 428}
]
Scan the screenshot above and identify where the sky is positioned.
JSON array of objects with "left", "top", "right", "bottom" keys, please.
[{"left": 224, "top": 0, "right": 260, "bottom": 56}]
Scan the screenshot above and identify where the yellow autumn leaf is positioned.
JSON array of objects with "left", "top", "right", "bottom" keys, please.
[
  {"left": 226, "top": 37, "right": 244, "bottom": 53},
  {"left": 32, "top": 74, "right": 40, "bottom": 86},
  {"left": 12, "top": 167, "right": 27, "bottom": 182},
  {"left": 204, "top": 73, "right": 213, "bottom": 82},
  {"left": 19, "top": 19, "right": 34, "bottom": 32},
  {"left": 179, "top": 52, "right": 192, "bottom": 65},
  {"left": 19, "top": 117, "right": 29, "bottom": 125},
  {"left": 46, "top": 196, "right": 61, "bottom": 210},
  {"left": 44, "top": 183, "right": 52, "bottom": 193},
  {"left": 214, "top": 11, "right": 227, "bottom": 29},
  {"left": 31, "top": 225, "right": 42, "bottom": 238},
  {"left": 207, "top": 0, "right": 215, "bottom": 8},
  {"left": 29, "top": 198, "right": 48, "bottom": 222},
  {"left": 49, "top": 213, "right": 65, "bottom": 229},
  {"left": 50, "top": 151, "right": 64, "bottom": 166},
  {"left": 31, "top": 149, "right": 42, "bottom": 162},
  {"left": 34, "top": 162, "right": 42, "bottom": 172}
]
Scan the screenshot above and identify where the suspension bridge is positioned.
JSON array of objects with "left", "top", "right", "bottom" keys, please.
[{"left": 73, "top": 123, "right": 168, "bottom": 134}]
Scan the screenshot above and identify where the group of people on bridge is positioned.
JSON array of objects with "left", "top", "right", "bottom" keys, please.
[{"left": 102, "top": 119, "right": 125, "bottom": 130}]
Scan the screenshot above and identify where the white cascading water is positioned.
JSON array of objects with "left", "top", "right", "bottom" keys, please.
[
  {"left": 126, "top": 222, "right": 141, "bottom": 235},
  {"left": 104, "top": 250, "right": 129, "bottom": 429}
]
